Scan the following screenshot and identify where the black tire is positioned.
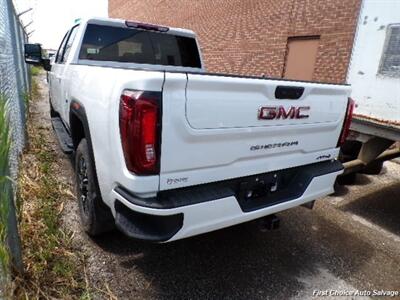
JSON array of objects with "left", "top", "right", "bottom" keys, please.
[
  {"left": 336, "top": 172, "right": 357, "bottom": 185},
  {"left": 75, "top": 138, "right": 114, "bottom": 236},
  {"left": 361, "top": 161, "right": 384, "bottom": 175},
  {"left": 340, "top": 140, "right": 362, "bottom": 157},
  {"left": 339, "top": 140, "right": 362, "bottom": 162}
]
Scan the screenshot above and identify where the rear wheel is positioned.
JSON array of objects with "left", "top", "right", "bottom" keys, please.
[
  {"left": 75, "top": 138, "right": 114, "bottom": 236},
  {"left": 361, "top": 161, "right": 384, "bottom": 175},
  {"left": 336, "top": 172, "right": 357, "bottom": 185}
]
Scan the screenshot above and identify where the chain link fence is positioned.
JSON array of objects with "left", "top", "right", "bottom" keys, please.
[
  {"left": 0, "top": 0, "right": 30, "bottom": 277},
  {"left": 0, "top": 0, "right": 30, "bottom": 179}
]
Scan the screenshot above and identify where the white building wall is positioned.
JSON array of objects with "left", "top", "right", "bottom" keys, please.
[{"left": 347, "top": 0, "right": 400, "bottom": 123}]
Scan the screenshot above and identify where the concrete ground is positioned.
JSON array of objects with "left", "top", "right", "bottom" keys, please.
[{"left": 36, "top": 74, "right": 400, "bottom": 299}]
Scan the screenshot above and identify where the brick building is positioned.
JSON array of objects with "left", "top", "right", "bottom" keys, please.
[{"left": 109, "top": 0, "right": 361, "bottom": 84}]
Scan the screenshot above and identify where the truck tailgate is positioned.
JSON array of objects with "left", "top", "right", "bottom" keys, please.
[{"left": 159, "top": 72, "right": 350, "bottom": 190}]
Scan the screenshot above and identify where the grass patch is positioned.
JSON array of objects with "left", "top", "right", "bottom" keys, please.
[
  {"left": 0, "top": 95, "right": 11, "bottom": 291},
  {"left": 30, "top": 72, "right": 41, "bottom": 102},
  {"left": 30, "top": 66, "right": 41, "bottom": 77},
  {"left": 13, "top": 77, "right": 92, "bottom": 299}
]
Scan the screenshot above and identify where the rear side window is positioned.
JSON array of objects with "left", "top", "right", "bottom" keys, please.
[{"left": 79, "top": 24, "right": 201, "bottom": 68}]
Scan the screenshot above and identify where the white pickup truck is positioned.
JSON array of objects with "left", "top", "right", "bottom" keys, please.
[{"left": 24, "top": 17, "right": 353, "bottom": 242}]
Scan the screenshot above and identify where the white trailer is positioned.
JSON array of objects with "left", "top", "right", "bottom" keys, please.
[{"left": 341, "top": 0, "right": 400, "bottom": 180}]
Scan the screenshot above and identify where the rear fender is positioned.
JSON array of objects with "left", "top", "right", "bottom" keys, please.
[{"left": 69, "top": 101, "right": 103, "bottom": 199}]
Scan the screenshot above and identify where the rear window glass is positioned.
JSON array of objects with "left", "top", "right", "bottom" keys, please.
[{"left": 79, "top": 24, "right": 201, "bottom": 68}]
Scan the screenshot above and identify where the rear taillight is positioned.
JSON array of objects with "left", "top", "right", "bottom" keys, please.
[
  {"left": 337, "top": 97, "right": 355, "bottom": 147},
  {"left": 119, "top": 90, "right": 161, "bottom": 175}
]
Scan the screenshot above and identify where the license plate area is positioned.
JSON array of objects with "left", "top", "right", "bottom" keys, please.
[
  {"left": 238, "top": 175, "right": 279, "bottom": 200},
  {"left": 236, "top": 168, "right": 303, "bottom": 212}
]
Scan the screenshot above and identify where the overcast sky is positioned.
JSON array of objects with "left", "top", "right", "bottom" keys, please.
[{"left": 14, "top": 0, "right": 108, "bottom": 49}]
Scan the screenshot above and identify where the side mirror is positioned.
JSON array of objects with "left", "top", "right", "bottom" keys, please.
[
  {"left": 24, "top": 43, "right": 43, "bottom": 65},
  {"left": 24, "top": 43, "right": 52, "bottom": 71}
]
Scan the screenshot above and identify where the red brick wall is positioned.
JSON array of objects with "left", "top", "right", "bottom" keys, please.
[{"left": 109, "top": 0, "right": 361, "bottom": 83}]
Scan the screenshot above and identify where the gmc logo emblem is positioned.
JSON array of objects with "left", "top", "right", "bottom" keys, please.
[{"left": 258, "top": 106, "right": 310, "bottom": 120}]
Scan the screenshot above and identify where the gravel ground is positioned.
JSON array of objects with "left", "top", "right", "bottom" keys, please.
[{"left": 36, "top": 73, "right": 400, "bottom": 299}]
